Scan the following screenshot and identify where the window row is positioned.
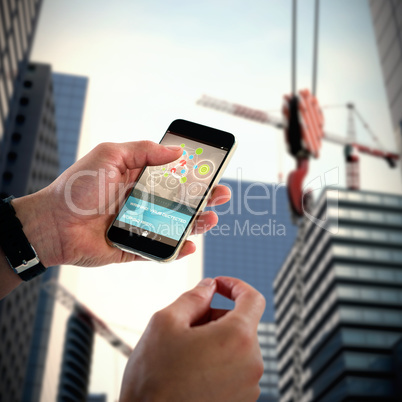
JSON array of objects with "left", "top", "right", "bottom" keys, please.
[
  {"left": 335, "top": 263, "right": 402, "bottom": 283},
  {"left": 337, "top": 207, "right": 402, "bottom": 225},
  {"left": 333, "top": 244, "right": 402, "bottom": 263},
  {"left": 337, "top": 283, "right": 402, "bottom": 305},
  {"left": 339, "top": 305, "right": 402, "bottom": 326},
  {"left": 336, "top": 225, "right": 402, "bottom": 243},
  {"left": 338, "top": 190, "right": 402, "bottom": 207}
]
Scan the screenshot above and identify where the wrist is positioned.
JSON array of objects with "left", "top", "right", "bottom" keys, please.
[{"left": 11, "top": 189, "right": 62, "bottom": 267}]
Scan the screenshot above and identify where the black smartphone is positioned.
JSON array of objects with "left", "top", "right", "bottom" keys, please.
[{"left": 107, "top": 119, "right": 237, "bottom": 262}]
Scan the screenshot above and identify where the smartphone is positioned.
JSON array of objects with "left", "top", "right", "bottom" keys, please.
[{"left": 107, "top": 119, "right": 237, "bottom": 262}]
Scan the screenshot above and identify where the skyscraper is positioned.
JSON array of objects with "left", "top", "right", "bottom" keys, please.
[
  {"left": 57, "top": 309, "right": 95, "bottom": 402},
  {"left": 0, "top": 0, "right": 43, "bottom": 183},
  {"left": 0, "top": 63, "right": 59, "bottom": 198},
  {"left": 274, "top": 188, "right": 402, "bottom": 401},
  {"left": 368, "top": 0, "right": 402, "bottom": 167},
  {"left": 203, "top": 178, "right": 298, "bottom": 401},
  {"left": 0, "top": 2, "right": 89, "bottom": 400},
  {"left": 204, "top": 178, "right": 297, "bottom": 321},
  {"left": 52, "top": 72, "right": 88, "bottom": 174},
  {"left": 258, "top": 322, "right": 280, "bottom": 401},
  {"left": 22, "top": 71, "right": 88, "bottom": 401},
  {"left": 0, "top": 61, "right": 59, "bottom": 401}
]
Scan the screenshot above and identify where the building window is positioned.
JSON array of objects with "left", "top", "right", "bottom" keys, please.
[
  {"left": 19, "top": 96, "right": 29, "bottom": 106},
  {"left": 2, "top": 171, "right": 13, "bottom": 181},
  {"left": 7, "top": 151, "right": 17, "bottom": 162},
  {"left": 15, "top": 114, "right": 25, "bottom": 124}
]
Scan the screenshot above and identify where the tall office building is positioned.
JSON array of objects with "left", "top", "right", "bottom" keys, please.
[
  {"left": 258, "top": 322, "right": 280, "bottom": 401},
  {"left": 0, "top": 2, "right": 87, "bottom": 400},
  {"left": 57, "top": 309, "right": 95, "bottom": 402},
  {"left": 204, "top": 179, "right": 297, "bottom": 321},
  {"left": 274, "top": 188, "right": 402, "bottom": 401},
  {"left": 52, "top": 72, "right": 88, "bottom": 174},
  {"left": 0, "top": 0, "right": 43, "bottom": 180},
  {"left": 368, "top": 1, "right": 402, "bottom": 164},
  {"left": 0, "top": 63, "right": 59, "bottom": 197},
  {"left": 22, "top": 71, "right": 88, "bottom": 401},
  {"left": 203, "top": 178, "right": 297, "bottom": 401},
  {"left": 87, "top": 394, "right": 107, "bottom": 402},
  {"left": 0, "top": 62, "right": 59, "bottom": 402}
]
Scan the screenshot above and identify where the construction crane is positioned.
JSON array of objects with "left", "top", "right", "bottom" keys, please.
[
  {"left": 42, "top": 279, "right": 133, "bottom": 358},
  {"left": 197, "top": 93, "right": 400, "bottom": 215},
  {"left": 197, "top": 0, "right": 399, "bottom": 218},
  {"left": 197, "top": 94, "right": 399, "bottom": 165}
]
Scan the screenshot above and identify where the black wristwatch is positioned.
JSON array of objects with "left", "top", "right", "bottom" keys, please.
[{"left": 0, "top": 196, "right": 47, "bottom": 281}]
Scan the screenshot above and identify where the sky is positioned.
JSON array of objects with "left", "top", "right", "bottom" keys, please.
[{"left": 31, "top": 0, "right": 402, "bottom": 400}]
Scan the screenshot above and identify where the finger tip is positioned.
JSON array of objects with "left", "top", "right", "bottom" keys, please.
[{"left": 209, "top": 185, "right": 232, "bottom": 207}]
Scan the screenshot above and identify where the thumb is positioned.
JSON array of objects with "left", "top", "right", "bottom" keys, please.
[
  {"left": 116, "top": 141, "right": 183, "bottom": 171},
  {"left": 166, "top": 278, "right": 216, "bottom": 326}
]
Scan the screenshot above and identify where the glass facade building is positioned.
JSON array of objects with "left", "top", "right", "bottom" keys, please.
[
  {"left": 0, "top": 2, "right": 88, "bottom": 400},
  {"left": 0, "top": 0, "right": 43, "bottom": 180},
  {"left": 368, "top": 0, "right": 402, "bottom": 168},
  {"left": 258, "top": 322, "right": 280, "bottom": 402},
  {"left": 203, "top": 178, "right": 297, "bottom": 401},
  {"left": 0, "top": 63, "right": 59, "bottom": 198},
  {"left": 274, "top": 188, "right": 402, "bottom": 401},
  {"left": 204, "top": 179, "right": 297, "bottom": 322},
  {"left": 52, "top": 72, "right": 88, "bottom": 174},
  {"left": 22, "top": 71, "right": 87, "bottom": 401},
  {"left": 57, "top": 310, "right": 94, "bottom": 402},
  {"left": 0, "top": 62, "right": 59, "bottom": 402}
]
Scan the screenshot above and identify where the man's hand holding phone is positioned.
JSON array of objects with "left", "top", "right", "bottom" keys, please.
[
  {"left": 12, "top": 140, "right": 230, "bottom": 270},
  {"left": 107, "top": 120, "right": 237, "bottom": 262}
]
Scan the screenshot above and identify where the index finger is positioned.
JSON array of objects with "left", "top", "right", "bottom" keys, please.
[{"left": 215, "top": 276, "right": 266, "bottom": 328}]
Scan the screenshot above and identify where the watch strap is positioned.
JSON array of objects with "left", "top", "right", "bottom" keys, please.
[{"left": 0, "top": 196, "right": 47, "bottom": 281}]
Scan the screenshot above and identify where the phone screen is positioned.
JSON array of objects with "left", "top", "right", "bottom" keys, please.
[{"left": 112, "top": 131, "right": 229, "bottom": 248}]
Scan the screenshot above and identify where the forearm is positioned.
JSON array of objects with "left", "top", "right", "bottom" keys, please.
[
  {"left": 0, "top": 190, "right": 61, "bottom": 299},
  {"left": 12, "top": 190, "right": 62, "bottom": 267}
]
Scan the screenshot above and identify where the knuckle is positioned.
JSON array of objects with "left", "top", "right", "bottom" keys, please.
[
  {"left": 246, "top": 287, "right": 266, "bottom": 310},
  {"left": 251, "top": 385, "right": 262, "bottom": 402},
  {"left": 137, "top": 140, "right": 155, "bottom": 149},
  {"left": 94, "top": 142, "right": 120, "bottom": 160},
  {"left": 227, "top": 315, "right": 246, "bottom": 333},
  {"left": 243, "top": 361, "right": 264, "bottom": 401},
  {"left": 184, "top": 287, "right": 210, "bottom": 304},
  {"left": 256, "top": 292, "right": 266, "bottom": 310},
  {"left": 95, "top": 142, "right": 115, "bottom": 154},
  {"left": 150, "top": 308, "right": 175, "bottom": 329},
  {"left": 231, "top": 324, "right": 255, "bottom": 352},
  {"left": 254, "top": 357, "right": 265, "bottom": 381}
]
